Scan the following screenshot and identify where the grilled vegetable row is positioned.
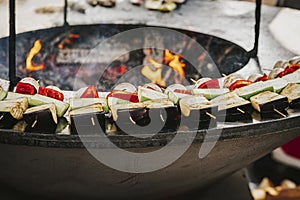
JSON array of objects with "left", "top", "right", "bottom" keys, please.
[{"left": 0, "top": 56, "right": 300, "bottom": 134}]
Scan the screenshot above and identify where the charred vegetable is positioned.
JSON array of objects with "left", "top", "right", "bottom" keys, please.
[
  {"left": 250, "top": 91, "right": 288, "bottom": 114},
  {"left": 179, "top": 95, "right": 217, "bottom": 129},
  {"left": 55, "top": 117, "right": 69, "bottom": 134},
  {"left": 0, "top": 98, "right": 28, "bottom": 128},
  {"left": 281, "top": 83, "right": 300, "bottom": 108},
  {"left": 211, "top": 92, "right": 253, "bottom": 122},
  {"left": 144, "top": 99, "right": 179, "bottom": 130},
  {"left": 69, "top": 104, "right": 106, "bottom": 135},
  {"left": 23, "top": 103, "right": 57, "bottom": 134},
  {"left": 110, "top": 103, "right": 147, "bottom": 126},
  {"left": 111, "top": 100, "right": 179, "bottom": 132},
  {"left": 69, "top": 98, "right": 109, "bottom": 113},
  {"left": 29, "top": 94, "right": 69, "bottom": 117}
]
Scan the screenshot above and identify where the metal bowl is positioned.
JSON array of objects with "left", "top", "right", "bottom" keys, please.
[{"left": 0, "top": 110, "right": 299, "bottom": 199}]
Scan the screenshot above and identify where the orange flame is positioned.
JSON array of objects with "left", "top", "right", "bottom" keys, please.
[
  {"left": 141, "top": 49, "right": 186, "bottom": 86},
  {"left": 26, "top": 39, "right": 45, "bottom": 72},
  {"left": 163, "top": 49, "right": 175, "bottom": 64},
  {"left": 164, "top": 49, "right": 186, "bottom": 78}
]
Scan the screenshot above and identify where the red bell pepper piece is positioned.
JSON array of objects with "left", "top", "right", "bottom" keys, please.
[
  {"left": 279, "top": 67, "right": 296, "bottom": 78},
  {"left": 289, "top": 64, "right": 300, "bottom": 71},
  {"left": 199, "top": 79, "right": 220, "bottom": 89},
  {"left": 229, "top": 80, "right": 253, "bottom": 91},
  {"left": 255, "top": 73, "right": 269, "bottom": 82},
  {"left": 80, "top": 85, "right": 99, "bottom": 98},
  {"left": 174, "top": 89, "right": 192, "bottom": 95},
  {"left": 279, "top": 64, "right": 300, "bottom": 78},
  {"left": 107, "top": 90, "right": 139, "bottom": 103},
  {"left": 38, "top": 87, "right": 64, "bottom": 101},
  {"left": 15, "top": 82, "right": 36, "bottom": 95}
]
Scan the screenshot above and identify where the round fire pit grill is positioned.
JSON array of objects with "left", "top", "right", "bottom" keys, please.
[{"left": 1, "top": 0, "right": 300, "bottom": 199}]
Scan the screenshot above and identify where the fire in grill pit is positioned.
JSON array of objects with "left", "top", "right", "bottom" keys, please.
[
  {"left": 0, "top": 24, "right": 250, "bottom": 91},
  {"left": 141, "top": 49, "right": 186, "bottom": 87}
]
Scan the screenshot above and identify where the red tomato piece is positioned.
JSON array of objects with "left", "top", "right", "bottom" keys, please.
[
  {"left": 229, "top": 80, "right": 253, "bottom": 91},
  {"left": 107, "top": 91, "right": 139, "bottom": 103},
  {"left": 199, "top": 79, "right": 220, "bottom": 89},
  {"left": 80, "top": 85, "right": 99, "bottom": 98},
  {"left": 255, "top": 73, "right": 269, "bottom": 82},
  {"left": 38, "top": 87, "right": 64, "bottom": 101},
  {"left": 15, "top": 82, "right": 36, "bottom": 95}
]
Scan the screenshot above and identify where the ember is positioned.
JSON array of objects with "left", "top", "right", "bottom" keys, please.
[
  {"left": 58, "top": 34, "right": 80, "bottom": 49},
  {"left": 26, "top": 39, "right": 45, "bottom": 72}
]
